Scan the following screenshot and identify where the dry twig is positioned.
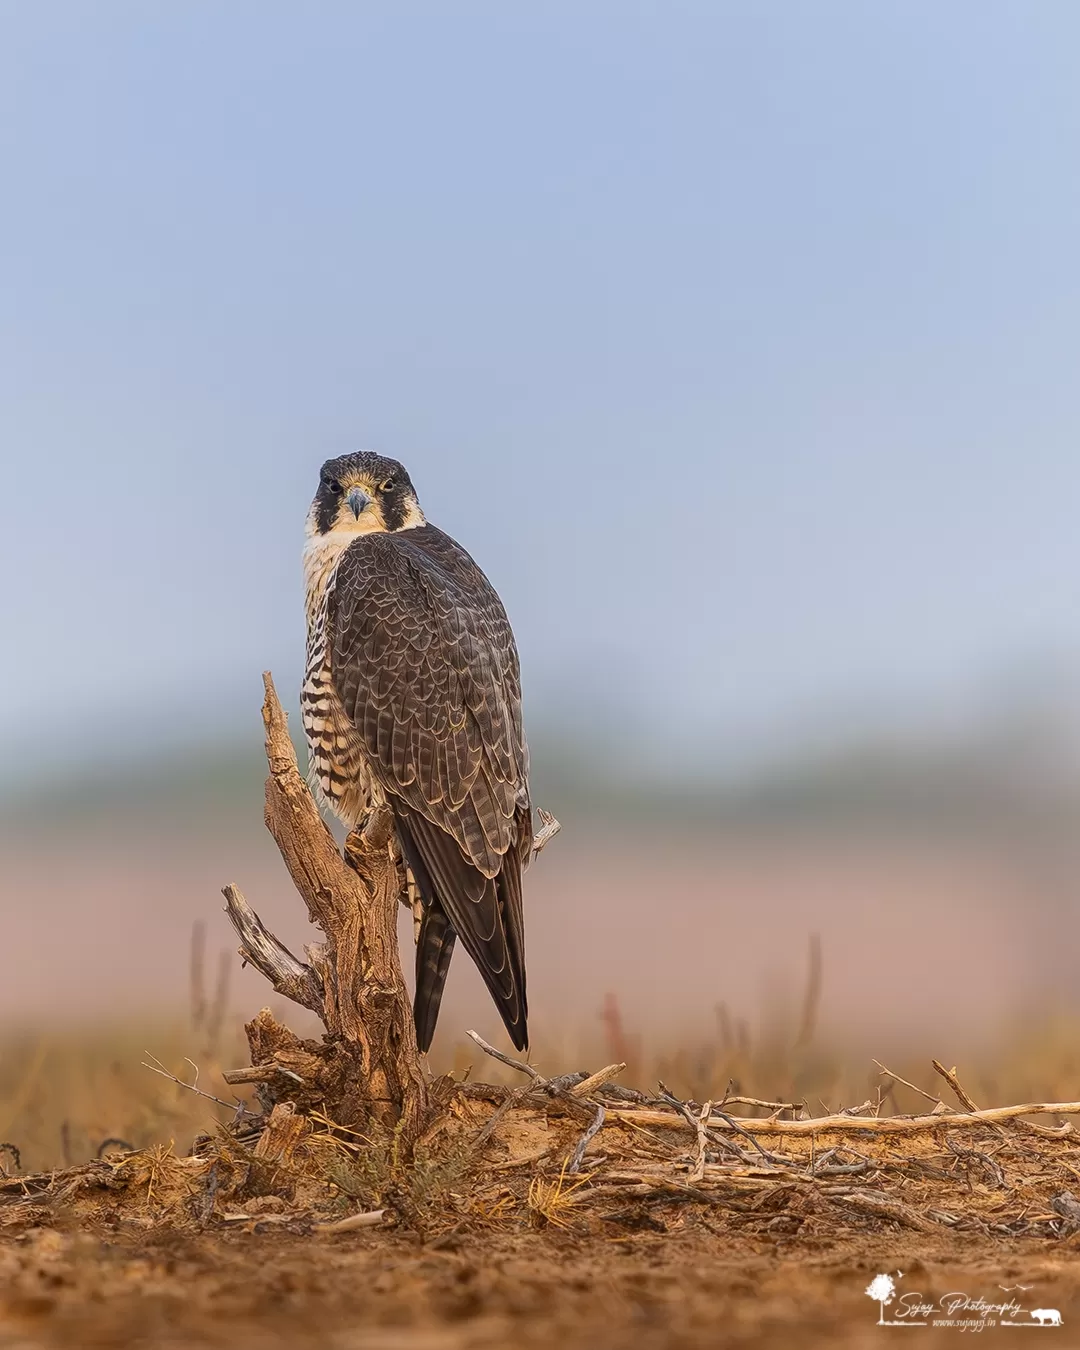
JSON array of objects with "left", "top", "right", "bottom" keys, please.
[
  {"left": 223, "top": 885, "right": 323, "bottom": 1013},
  {"left": 141, "top": 1054, "right": 258, "bottom": 1119},
  {"left": 719, "top": 1094, "right": 803, "bottom": 1114},
  {"left": 826, "top": 1187, "right": 943, "bottom": 1234},
  {"left": 570, "top": 1064, "right": 627, "bottom": 1098},
  {"left": 931, "top": 1060, "right": 980, "bottom": 1113},
  {"left": 465, "top": 1029, "right": 539, "bottom": 1080},
  {"left": 689, "top": 1100, "right": 712, "bottom": 1184},
  {"left": 314, "top": 1209, "right": 387, "bottom": 1234},
  {"left": 567, "top": 1104, "right": 606, "bottom": 1174},
  {"left": 873, "top": 1060, "right": 942, "bottom": 1107},
  {"left": 605, "top": 1100, "right": 1080, "bottom": 1136}
]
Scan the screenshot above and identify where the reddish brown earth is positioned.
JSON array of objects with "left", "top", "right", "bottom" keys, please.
[{"left": 2, "top": 1227, "right": 1080, "bottom": 1349}]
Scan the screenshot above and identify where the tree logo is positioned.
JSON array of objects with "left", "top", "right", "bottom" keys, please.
[
  {"left": 864, "top": 1271, "right": 1064, "bottom": 1329},
  {"left": 866, "top": 1272, "right": 897, "bottom": 1325},
  {"left": 865, "top": 1271, "right": 924, "bottom": 1327}
]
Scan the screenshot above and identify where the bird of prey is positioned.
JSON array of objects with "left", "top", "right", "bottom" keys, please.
[{"left": 302, "top": 451, "right": 532, "bottom": 1052}]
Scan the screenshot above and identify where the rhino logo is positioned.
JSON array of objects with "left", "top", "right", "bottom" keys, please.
[{"left": 1031, "top": 1309, "right": 1063, "bottom": 1326}]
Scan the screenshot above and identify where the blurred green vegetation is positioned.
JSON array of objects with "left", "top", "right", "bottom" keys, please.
[{"left": 6, "top": 691, "right": 1080, "bottom": 841}]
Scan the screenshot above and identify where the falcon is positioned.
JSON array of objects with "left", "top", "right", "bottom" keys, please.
[{"left": 302, "top": 451, "right": 532, "bottom": 1052}]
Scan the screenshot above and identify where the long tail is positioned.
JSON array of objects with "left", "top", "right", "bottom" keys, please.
[
  {"left": 394, "top": 801, "right": 528, "bottom": 1052},
  {"left": 413, "top": 903, "right": 456, "bottom": 1054}
]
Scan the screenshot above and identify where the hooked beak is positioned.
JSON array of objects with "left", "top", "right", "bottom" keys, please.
[{"left": 347, "top": 487, "right": 371, "bottom": 520}]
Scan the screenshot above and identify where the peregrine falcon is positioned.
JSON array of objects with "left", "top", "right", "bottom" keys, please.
[{"left": 302, "top": 451, "right": 532, "bottom": 1052}]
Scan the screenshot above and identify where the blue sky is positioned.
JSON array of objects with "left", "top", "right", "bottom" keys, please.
[{"left": 3, "top": 2, "right": 1080, "bottom": 773}]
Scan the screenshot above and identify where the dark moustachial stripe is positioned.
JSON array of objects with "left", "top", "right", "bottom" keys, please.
[
  {"left": 312, "top": 451, "right": 418, "bottom": 535},
  {"left": 379, "top": 484, "right": 407, "bottom": 532},
  {"left": 314, "top": 480, "right": 340, "bottom": 535}
]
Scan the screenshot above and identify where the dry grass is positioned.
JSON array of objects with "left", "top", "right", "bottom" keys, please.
[
  {"left": 3, "top": 973, "right": 1080, "bottom": 1178},
  {"left": 5, "top": 928, "right": 1080, "bottom": 1248},
  {"left": 0, "top": 924, "right": 253, "bottom": 1175},
  {"left": 0, "top": 1021, "right": 251, "bottom": 1176},
  {"left": 3, "top": 999, "right": 1080, "bottom": 1236},
  {"left": 5, "top": 1039, "right": 1080, "bottom": 1252},
  {"left": 526, "top": 1163, "right": 591, "bottom": 1229}
]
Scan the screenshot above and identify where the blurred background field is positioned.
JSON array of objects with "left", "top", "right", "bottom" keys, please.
[
  {"left": 8, "top": 656, "right": 1080, "bottom": 1174},
  {"left": 4, "top": 2, "right": 1080, "bottom": 1184},
  {"left": 6, "top": 953, "right": 1080, "bottom": 1177},
  {"left": 6, "top": 699, "right": 1080, "bottom": 1174}
]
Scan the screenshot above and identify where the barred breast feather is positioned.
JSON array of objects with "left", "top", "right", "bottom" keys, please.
[{"left": 302, "top": 533, "right": 372, "bottom": 827}]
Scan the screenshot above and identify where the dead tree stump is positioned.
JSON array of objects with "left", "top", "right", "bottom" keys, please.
[{"left": 222, "top": 673, "right": 429, "bottom": 1140}]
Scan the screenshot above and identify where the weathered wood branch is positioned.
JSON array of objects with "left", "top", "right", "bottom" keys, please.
[
  {"left": 605, "top": 1100, "right": 1080, "bottom": 1136},
  {"left": 222, "top": 884, "right": 323, "bottom": 1013},
  {"left": 222, "top": 672, "right": 429, "bottom": 1139}
]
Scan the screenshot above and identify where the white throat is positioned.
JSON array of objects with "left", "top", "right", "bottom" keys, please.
[
  {"left": 303, "top": 530, "right": 356, "bottom": 624},
  {"left": 302, "top": 507, "right": 426, "bottom": 623}
]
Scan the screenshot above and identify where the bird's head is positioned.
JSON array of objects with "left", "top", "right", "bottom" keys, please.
[{"left": 307, "top": 451, "right": 425, "bottom": 538}]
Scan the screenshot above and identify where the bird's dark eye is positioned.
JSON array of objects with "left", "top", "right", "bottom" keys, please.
[
  {"left": 327, "top": 480, "right": 343, "bottom": 496},
  {"left": 379, "top": 478, "right": 396, "bottom": 493}
]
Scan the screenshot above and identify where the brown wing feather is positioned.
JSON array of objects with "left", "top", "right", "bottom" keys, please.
[
  {"left": 329, "top": 525, "right": 531, "bottom": 1050},
  {"left": 397, "top": 801, "right": 527, "bottom": 1051}
]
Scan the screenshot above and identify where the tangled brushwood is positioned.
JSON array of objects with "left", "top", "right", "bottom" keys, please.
[
  {"left": 8, "top": 1039, "right": 1080, "bottom": 1243},
  {"left": 5, "top": 673, "right": 1080, "bottom": 1244}
]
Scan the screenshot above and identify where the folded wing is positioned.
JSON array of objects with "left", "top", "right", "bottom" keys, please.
[{"left": 329, "top": 525, "right": 531, "bottom": 1050}]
